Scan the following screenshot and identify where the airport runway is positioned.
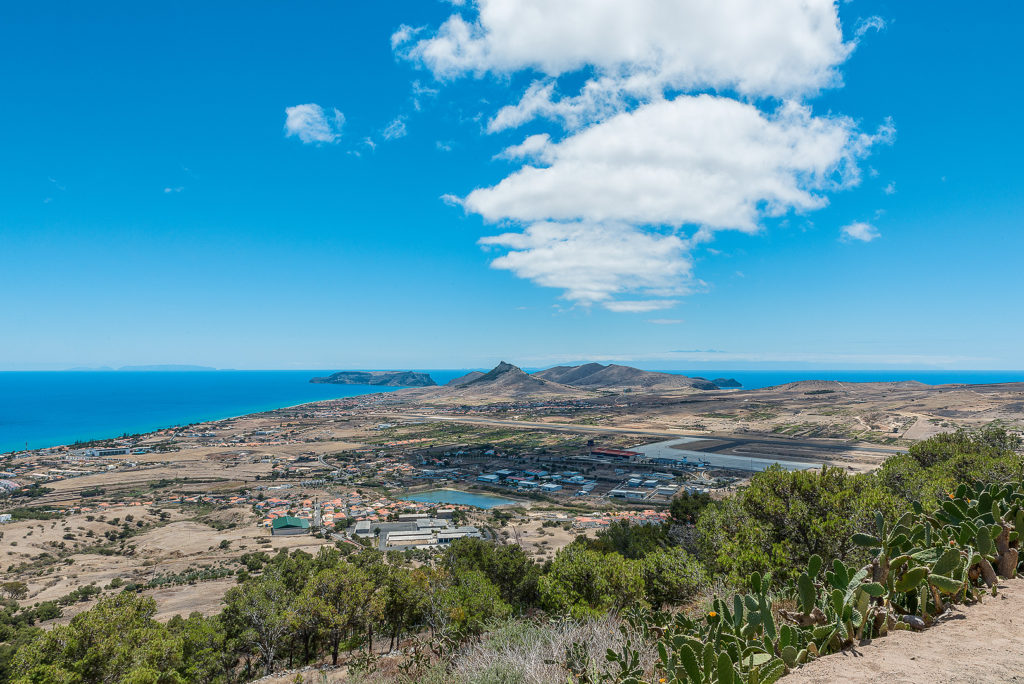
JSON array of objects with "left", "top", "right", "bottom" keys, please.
[
  {"left": 397, "top": 413, "right": 903, "bottom": 457},
  {"left": 629, "top": 438, "right": 818, "bottom": 472}
]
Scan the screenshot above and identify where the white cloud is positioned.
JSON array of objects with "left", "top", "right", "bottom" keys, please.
[
  {"left": 284, "top": 103, "right": 344, "bottom": 144},
  {"left": 883, "top": 181, "right": 897, "bottom": 195},
  {"left": 391, "top": 24, "right": 420, "bottom": 50},
  {"left": 603, "top": 300, "right": 678, "bottom": 313},
  {"left": 496, "top": 133, "right": 551, "bottom": 160},
  {"left": 401, "top": 0, "right": 850, "bottom": 100},
  {"left": 464, "top": 97, "right": 892, "bottom": 231},
  {"left": 479, "top": 221, "right": 693, "bottom": 306},
  {"left": 840, "top": 221, "right": 880, "bottom": 242},
  {"left": 648, "top": 318, "right": 684, "bottom": 325},
  {"left": 382, "top": 117, "right": 408, "bottom": 140},
  {"left": 854, "top": 16, "right": 886, "bottom": 39},
  {"left": 397, "top": 0, "right": 894, "bottom": 312}
]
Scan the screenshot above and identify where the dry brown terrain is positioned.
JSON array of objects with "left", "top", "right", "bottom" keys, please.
[
  {"left": 384, "top": 378, "right": 1024, "bottom": 459},
  {"left": 1, "top": 505, "right": 331, "bottom": 621},
  {"left": 784, "top": 581, "right": 1024, "bottom": 683}
]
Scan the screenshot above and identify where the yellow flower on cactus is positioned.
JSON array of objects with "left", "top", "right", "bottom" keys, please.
[{"left": 708, "top": 611, "right": 717, "bottom": 618}]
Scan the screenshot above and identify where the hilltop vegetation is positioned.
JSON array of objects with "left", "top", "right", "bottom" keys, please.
[{"left": 0, "top": 427, "right": 1021, "bottom": 683}]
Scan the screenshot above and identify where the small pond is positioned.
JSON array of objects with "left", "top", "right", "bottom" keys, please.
[{"left": 399, "top": 489, "right": 517, "bottom": 509}]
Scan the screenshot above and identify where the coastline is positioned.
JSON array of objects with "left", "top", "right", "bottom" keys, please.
[
  {"left": 7, "top": 368, "right": 1024, "bottom": 456},
  {"left": 0, "top": 370, "right": 408, "bottom": 456}
]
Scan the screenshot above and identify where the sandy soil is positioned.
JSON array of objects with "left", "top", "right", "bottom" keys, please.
[
  {"left": 784, "top": 582, "right": 1024, "bottom": 683},
  {"left": 2, "top": 504, "right": 332, "bottom": 622},
  {"left": 148, "top": 577, "right": 241, "bottom": 620},
  {"left": 489, "top": 517, "right": 593, "bottom": 561}
]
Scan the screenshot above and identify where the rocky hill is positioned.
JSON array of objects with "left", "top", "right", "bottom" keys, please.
[
  {"left": 534, "top": 363, "right": 719, "bottom": 390},
  {"left": 446, "top": 371, "right": 485, "bottom": 387},
  {"left": 398, "top": 362, "right": 589, "bottom": 403},
  {"left": 456, "top": 361, "right": 583, "bottom": 397},
  {"left": 766, "top": 379, "right": 931, "bottom": 393},
  {"left": 309, "top": 371, "right": 436, "bottom": 387}
]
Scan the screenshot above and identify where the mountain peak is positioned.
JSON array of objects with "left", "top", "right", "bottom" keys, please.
[{"left": 467, "top": 361, "right": 527, "bottom": 385}]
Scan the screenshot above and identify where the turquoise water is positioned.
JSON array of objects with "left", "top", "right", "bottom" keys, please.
[
  {"left": 400, "top": 489, "right": 517, "bottom": 509},
  {"left": 0, "top": 370, "right": 468, "bottom": 454}
]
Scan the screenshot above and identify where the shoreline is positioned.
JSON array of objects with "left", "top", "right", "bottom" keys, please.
[
  {"left": 7, "top": 368, "right": 1024, "bottom": 457},
  {"left": 1, "top": 387, "right": 400, "bottom": 457}
]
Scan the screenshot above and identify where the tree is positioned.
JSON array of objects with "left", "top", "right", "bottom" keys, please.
[
  {"left": 442, "top": 537, "right": 540, "bottom": 607},
  {"left": 296, "top": 564, "right": 374, "bottom": 665},
  {"left": 377, "top": 566, "right": 429, "bottom": 650},
  {"left": 435, "top": 569, "right": 510, "bottom": 636},
  {"left": 538, "top": 545, "right": 644, "bottom": 619},
  {"left": 669, "top": 490, "right": 712, "bottom": 525},
  {"left": 641, "top": 548, "right": 706, "bottom": 608},
  {"left": 11, "top": 593, "right": 187, "bottom": 683},
  {"left": 582, "top": 520, "right": 666, "bottom": 559},
  {"left": 222, "top": 573, "right": 294, "bottom": 675},
  {"left": 697, "top": 465, "right": 900, "bottom": 584},
  {"left": 0, "top": 583, "right": 27, "bottom": 601},
  {"left": 167, "top": 613, "right": 236, "bottom": 684}
]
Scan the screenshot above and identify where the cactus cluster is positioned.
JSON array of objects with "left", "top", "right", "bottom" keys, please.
[{"left": 602, "top": 478, "right": 1024, "bottom": 684}]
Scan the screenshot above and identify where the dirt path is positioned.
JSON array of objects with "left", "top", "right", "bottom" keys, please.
[{"left": 784, "top": 582, "right": 1024, "bottom": 683}]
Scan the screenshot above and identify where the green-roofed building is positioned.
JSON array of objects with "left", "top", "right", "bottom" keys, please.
[{"left": 271, "top": 516, "right": 311, "bottom": 536}]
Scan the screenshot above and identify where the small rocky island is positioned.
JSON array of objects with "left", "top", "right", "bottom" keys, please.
[
  {"left": 309, "top": 370, "right": 436, "bottom": 387},
  {"left": 712, "top": 377, "right": 742, "bottom": 388}
]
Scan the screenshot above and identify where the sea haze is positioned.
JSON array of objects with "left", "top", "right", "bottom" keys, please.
[{"left": 3, "top": 369, "right": 1023, "bottom": 455}]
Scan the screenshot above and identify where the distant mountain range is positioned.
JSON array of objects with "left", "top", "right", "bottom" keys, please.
[
  {"left": 308, "top": 363, "right": 740, "bottom": 397},
  {"left": 309, "top": 371, "right": 437, "bottom": 387},
  {"left": 444, "top": 362, "right": 576, "bottom": 398},
  {"left": 534, "top": 363, "right": 726, "bottom": 390},
  {"left": 423, "top": 362, "right": 741, "bottom": 401},
  {"left": 66, "top": 364, "right": 220, "bottom": 372}
]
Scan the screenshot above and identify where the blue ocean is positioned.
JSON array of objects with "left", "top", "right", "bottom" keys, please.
[
  {"left": 0, "top": 370, "right": 468, "bottom": 455},
  {"left": 2, "top": 369, "right": 1022, "bottom": 455}
]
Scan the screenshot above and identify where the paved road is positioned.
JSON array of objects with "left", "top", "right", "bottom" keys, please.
[{"left": 395, "top": 414, "right": 904, "bottom": 456}]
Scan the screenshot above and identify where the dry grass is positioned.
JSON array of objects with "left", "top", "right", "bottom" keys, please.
[{"left": 448, "top": 616, "right": 656, "bottom": 684}]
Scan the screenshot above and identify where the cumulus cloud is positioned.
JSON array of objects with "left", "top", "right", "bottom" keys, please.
[
  {"left": 841, "top": 221, "right": 881, "bottom": 242},
  {"left": 401, "top": 0, "right": 849, "bottom": 99},
  {"left": 284, "top": 103, "right": 344, "bottom": 144},
  {"left": 397, "top": 0, "right": 894, "bottom": 311},
  {"left": 465, "top": 97, "right": 892, "bottom": 231},
  {"left": 479, "top": 222, "right": 693, "bottom": 307}
]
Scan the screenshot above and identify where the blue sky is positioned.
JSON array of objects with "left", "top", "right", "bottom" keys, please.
[{"left": 1, "top": 1, "right": 1021, "bottom": 371}]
